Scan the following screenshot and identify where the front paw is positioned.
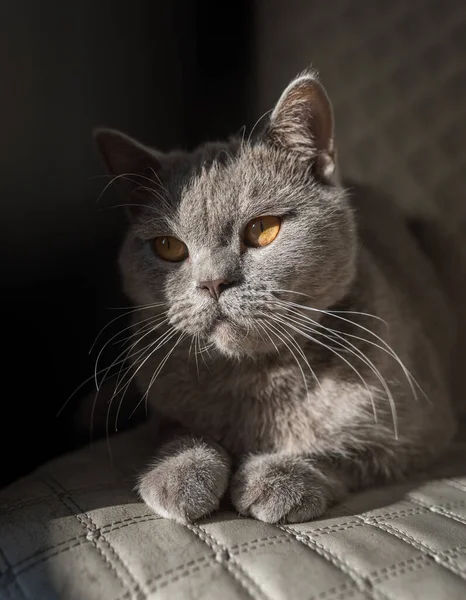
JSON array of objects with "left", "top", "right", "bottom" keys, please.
[
  {"left": 230, "top": 454, "right": 343, "bottom": 524},
  {"left": 138, "top": 441, "right": 231, "bottom": 523}
]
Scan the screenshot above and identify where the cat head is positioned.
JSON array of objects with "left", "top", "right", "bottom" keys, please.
[{"left": 94, "top": 71, "right": 357, "bottom": 359}]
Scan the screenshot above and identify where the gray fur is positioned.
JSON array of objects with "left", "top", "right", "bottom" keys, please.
[
  {"left": 138, "top": 437, "right": 231, "bottom": 522},
  {"left": 94, "top": 71, "right": 462, "bottom": 524}
]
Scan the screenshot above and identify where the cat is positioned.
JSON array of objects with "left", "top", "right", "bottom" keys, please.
[{"left": 93, "top": 70, "right": 462, "bottom": 524}]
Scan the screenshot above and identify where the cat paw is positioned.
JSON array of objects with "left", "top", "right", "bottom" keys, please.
[
  {"left": 230, "top": 454, "right": 342, "bottom": 524},
  {"left": 138, "top": 441, "right": 231, "bottom": 523}
]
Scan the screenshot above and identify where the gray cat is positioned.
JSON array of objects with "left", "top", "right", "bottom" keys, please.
[{"left": 94, "top": 71, "right": 463, "bottom": 524}]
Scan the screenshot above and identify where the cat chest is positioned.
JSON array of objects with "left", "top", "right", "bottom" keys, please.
[{"left": 149, "top": 369, "right": 328, "bottom": 456}]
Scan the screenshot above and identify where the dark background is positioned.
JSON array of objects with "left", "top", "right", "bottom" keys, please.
[{"left": 1, "top": 0, "right": 254, "bottom": 487}]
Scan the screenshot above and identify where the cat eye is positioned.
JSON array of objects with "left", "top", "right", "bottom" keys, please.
[
  {"left": 243, "top": 216, "right": 281, "bottom": 248},
  {"left": 153, "top": 236, "right": 188, "bottom": 262}
]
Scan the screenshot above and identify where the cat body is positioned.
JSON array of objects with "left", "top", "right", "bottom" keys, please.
[{"left": 95, "top": 72, "right": 460, "bottom": 523}]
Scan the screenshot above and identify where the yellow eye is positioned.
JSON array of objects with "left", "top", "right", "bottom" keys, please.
[
  {"left": 153, "top": 236, "right": 188, "bottom": 262},
  {"left": 244, "top": 216, "right": 281, "bottom": 248}
]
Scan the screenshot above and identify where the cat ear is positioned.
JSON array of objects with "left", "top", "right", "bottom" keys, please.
[
  {"left": 93, "top": 128, "right": 166, "bottom": 218},
  {"left": 265, "top": 71, "right": 337, "bottom": 183},
  {"left": 94, "top": 127, "right": 162, "bottom": 176}
]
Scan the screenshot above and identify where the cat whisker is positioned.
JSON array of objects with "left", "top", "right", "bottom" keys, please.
[
  {"left": 112, "top": 314, "right": 169, "bottom": 348},
  {"left": 94, "top": 314, "right": 168, "bottom": 388},
  {"left": 238, "top": 124, "right": 247, "bottom": 146},
  {"left": 216, "top": 148, "right": 236, "bottom": 164},
  {"left": 256, "top": 321, "right": 281, "bottom": 357},
  {"left": 95, "top": 316, "right": 169, "bottom": 391},
  {"left": 262, "top": 313, "right": 322, "bottom": 391},
  {"left": 270, "top": 313, "right": 397, "bottom": 435},
  {"left": 88, "top": 323, "right": 173, "bottom": 437},
  {"left": 133, "top": 184, "right": 176, "bottom": 217},
  {"left": 95, "top": 172, "right": 135, "bottom": 205},
  {"left": 96, "top": 172, "right": 168, "bottom": 210},
  {"left": 198, "top": 341, "right": 215, "bottom": 357},
  {"left": 104, "top": 326, "right": 180, "bottom": 436},
  {"left": 275, "top": 307, "right": 390, "bottom": 392},
  {"left": 90, "top": 302, "right": 166, "bottom": 354},
  {"left": 272, "top": 311, "right": 384, "bottom": 426},
  {"left": 147, "top": 166, "right": 172, "bottom": 199},
  {"left": 57, "top": 325, "right": 161, "bottom": 420},
  {"left": 193, "top": 335, "right": 201, "bottom": 380},
  {"left": 195, "top": 334, "right": 212, "bottom": 372},
  {"left": 113, "top": 326, "right": 178, "bottom": 398},
  {"left": 261, "top": 320, "right": 311, "bottom": 402},
  {"left": 106, "top": 301, "right": 167, "bottom": 311},
  {"left": 271, "top": 289, "right": 389, "bottom": 327},
  {"left": 111, "top": 324, "right": 173, "bottom": 430},
  {"left": 275, "top": 298, "right": 426, "bottom": 404},
  {"left": 188, "top": 334, "right": 196, "bottom": 365},
  {"left": 247, "top": 108, "right": 273, "bottom": 144},
  {"left": 130, "top": 331, "right": 187, "bottom": 419}
]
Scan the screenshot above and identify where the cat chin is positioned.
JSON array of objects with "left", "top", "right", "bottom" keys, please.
[{"left": 209, "top": 320, "right": 270, "bottom": 360}]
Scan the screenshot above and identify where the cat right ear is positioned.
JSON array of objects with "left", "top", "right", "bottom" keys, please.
[
  {"left": 264, "top": 71, "right": 337, "bottom": 184},
  {"left": 93, "top": 128, "right": 164, "bottom": 211}
]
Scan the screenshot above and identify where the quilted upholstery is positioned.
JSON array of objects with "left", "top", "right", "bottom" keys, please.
[
  {"left": 1, "top": 424, "right": 466, "bottom": 599},
  {"left": 2, "top": 0, "right": 465, "bottom": 598}
]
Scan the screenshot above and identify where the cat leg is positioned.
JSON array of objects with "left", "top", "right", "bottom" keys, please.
[{"left": 138, "top": 436, "right": 231, "bottom": 523}]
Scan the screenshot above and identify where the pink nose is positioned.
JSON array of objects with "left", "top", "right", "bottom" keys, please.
[{"left": 198, "top": 278, "right": 232, "bottom": 300}]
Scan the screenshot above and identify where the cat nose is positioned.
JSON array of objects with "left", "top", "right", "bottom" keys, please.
[{"left": 198, "top": 278, "right": 233, "bottom": 300}]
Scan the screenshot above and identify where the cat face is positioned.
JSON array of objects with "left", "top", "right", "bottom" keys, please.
[{"left": 96, "top": 72, "right": 357, "bottom": 359}]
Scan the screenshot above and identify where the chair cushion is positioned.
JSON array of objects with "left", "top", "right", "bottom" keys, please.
[{"left": 1, "top": 424, "right": 465, "bottom": 600}]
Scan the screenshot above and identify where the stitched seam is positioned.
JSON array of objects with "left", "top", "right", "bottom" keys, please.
[
  {"left": 144, "top": 538, "right": 298, "bottom": 592},
  {"left": 312, "top": 580, "right": 359, "bottom": 600},
  {"left": 366, "top": 507, "right": 426, "bottom": 520},
  {"left": 437, "top": 548, "right": 466, "bottom": 575},
  {"left": 2, "top": 539, "right": 89, "bottom": 582},
  {"left": 435, "top": 509, "right": 466, "bottom": 525},
  {"left": 230, "top": 533, "right": 289, "bottom": 549},
  {"left": 279, "top": 525, "right": 388, "bottom": 600},
  {"left": 185, "top": 523, "right": 269, "bottom": 600},
  {"left": 232, "top": 537, "right": 292, "bottom": 554},
  {"left": 0, "top": 517, "right": 283, "bottom": 576},
  {"left": 370, "top": 554, "right": 433, "bottom": 584},
  {"left": 0, "top": 535, "right": 89, "bottom": 577},
  {"left": 2, "top": 512, "right": 161, "bottom": 574},
  {"left": 45, "top": 479, "right": 145, "bottom": 600},
  {"left": 297, "top": 523, "right": 362, "bottom": 537},
  {"left": 145, "top": 554, "right": 215, "bottom": 585},
  {"left": 145, "top": 554, "right": 216, "bottom": 592},
  {"left": 361, "top": 518, "right": 466, "bottom": 583},
  {"left": 311, "top": 556, "right": 432, "bottom": 600},
  {"left": 0, "top": 480, "right": 134, "bottom": 516},
  {"left": 407, "top": 495, "right": 466, "bottom": 526},
  {"left": 101, "top": 513, "right": 160, "bottom": 534},
  {"left": 282, "top": 509, "right": 426, "bottom": 542},
  {"left": 1, "top": 514, "right": 158, "bottom": 579},
  {"left": 4, "top": 496, "right": 465, "bottom": 595},
  {"left": 310, "top": 550, "right": 453, "bottom": 599},
  {"left": 0, "top": 548, "right": 28, "bottom": 600},
  {"left": 445, "top": 479, "right": 466, "bottom": 494},
  {"left": 0, "top": 503, "right": 445, "bottom": 579},
  {"left": 148, "top": 561, "right": 214, "bottom": 593}
]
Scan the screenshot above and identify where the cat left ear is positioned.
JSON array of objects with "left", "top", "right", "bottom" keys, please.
[
  {"left": 93, "top": 128, "right": 163, "bottom": 190},
  {"left": 93, "top": 128, "right": 168, "bottom": 219},
  {"left": 265, "top": 71, "right": 337, "bottom": 183}
]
